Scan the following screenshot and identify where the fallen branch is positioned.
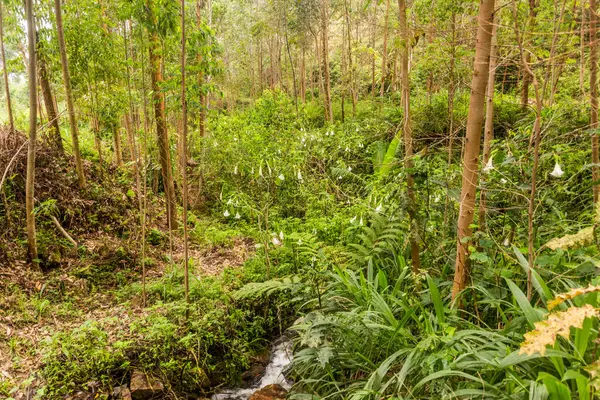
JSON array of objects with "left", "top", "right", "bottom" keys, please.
[{"left": 50, "top": 215, "right": 78, "bottom": 248}]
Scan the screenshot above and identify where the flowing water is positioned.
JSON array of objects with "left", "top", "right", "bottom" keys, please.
[{"left": 211, "top": 338, "right": 293, "bottom": 400}]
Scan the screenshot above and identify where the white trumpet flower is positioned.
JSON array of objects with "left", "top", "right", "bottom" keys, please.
[
  {"left": 271, "top": 237, "right": 282, "bottom": 246},
  {"left": 550, "top": 162, "right": 564, "bottom": 178},
  {"left": 235, "top": 212, "right": 241, "bottom": 219},
  {"left": 375, "top": 204, "right": 383, "bottom": 213},
  {"left": 223, "top": 210, "right": 230, "bottom": 217},
  {"left": 350, "top": 216, "right": 357, "bottom": 224},
  {"left": 279, "top": 231, "right": 284, "bottom": 240},
  {"left": 278, "top": 174, "right": 285, "bottom": 181},
  {"left": 482, "top": 157, "right": 494, "bottom": 173}
]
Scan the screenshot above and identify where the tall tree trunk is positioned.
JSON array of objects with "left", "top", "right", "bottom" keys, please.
[
  {"left": 147, "top": 0, "right": 178, "bottom": 230},
  {"left": 113, "top": 124, "right": 123, "bottom": 167},
  {"left": 452, "top": 0, "right": 495, "bottom": 299},
  {"left": 591, "top": 0, "right": 599, "bottom": 203},
  {"left": 38, "top": 50, "right": 63, "bottom": 153},
  {"left": 380, "top": 0, "right": 390, "bottom": 99},
  {"left": 0, "top": 1, "right": 14, "bottom": 135},
  {"left": 54, "top": 0, "right": 85, "bottom": 188},
  {"left": 300, "top": 45, "right": 306, "bottom": 102},
  {"left": 371, "top": 5, "right": 376, "bottom": 97},
  {"left": 478, "top": 21, "right": 498, "bottom": 231},
  {"left": 196, "top": 0, "right": 206, "bottom": 138},
  {"left": 321, "top": 0, "right": 333, "bottom": 123},
  {"left": 181, "top": 0, "right": 190, "bottom": 306},
  {"left": 520, "top": 0, "right": 537, "bottom": 109},
  {"left": 25, "top": 0, "right": 38, "bottom": 267},
  {"left": 398, "top": 0, "right": 420, "bottom": 272},
  {"left": 344, "top": 0, "right": 356, "bottom": 114}
]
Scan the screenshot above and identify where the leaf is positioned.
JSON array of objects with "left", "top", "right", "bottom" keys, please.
[
  {"left": 506, "top": 278, "right": 544, "bottom": 328},
  {"left": 377, "top": 137, "right": 400, "bottom": 180}
]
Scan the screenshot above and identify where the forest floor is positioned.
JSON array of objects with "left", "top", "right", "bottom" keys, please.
[
  {"left": 1, "top": 223, "right": 255, "bottom": 398},
  {"left": 1, "top": 129, "right": 263, "bottom": 398}
]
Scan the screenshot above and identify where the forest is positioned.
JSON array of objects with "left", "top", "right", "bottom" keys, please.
[{"left": 1, "top": 0, "right": 600, "bottom": 398}]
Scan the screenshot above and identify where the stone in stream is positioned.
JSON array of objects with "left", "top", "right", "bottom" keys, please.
[
  {"left": 248, "top": 384, "right": 288, "bottom": 400},
  {"left": 130, "top": 369, "right": 164, "bottom": 399}
]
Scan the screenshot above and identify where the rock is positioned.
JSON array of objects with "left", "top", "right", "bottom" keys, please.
[
  {"left": 130, "top": 369, "right": 164, "bottom": 399},
  {"left": 241, "top": 363, "right": 267, "bottom": 387},
  {"left": 113, "top": 385, "right": 133, "bottom": 400},
  {"left": 249, "top": 384, "right": 288, "bottom": 400}
]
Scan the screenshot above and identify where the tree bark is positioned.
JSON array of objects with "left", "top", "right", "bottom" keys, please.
[
  {"left": 398, "top": 0, "right": 420, "bottom": 272},
  {"left": 181, "top": 0, "right": 190, "bottom": 305},
  {"left": 452, "top": 0, "right": 495, "bottom": 299},
  {"left": 147, "top": 0, "right": 178, "bottom": 230},
  {"left": 321, "top": 0, "right": 333, "bottom": 123},
  {"left": 113, "top": 124, "right": 123, "bottom": 167},
  {"left": 25, "top": 0, "right": 38, "bottom": 267},
  {"left": 54, "top": 0, "right": 85, "bottom": 188},
  {"left": 478, "top": 21, "right": 498, "bottom": 231},
  {"left": 38, "top": 50, "right": 63, "bottom": 154},
  {"left": 380, "top": 0, "right": 390, "bottom": 99},
  {"left": 591, "top": 0, "right": 599, "bottom": 203},
  {"left": 0, "top": 1, "right": 14, "bottom": 135},
  {"left": 520, "top": 0, "right": 537, "bottom": 109}
]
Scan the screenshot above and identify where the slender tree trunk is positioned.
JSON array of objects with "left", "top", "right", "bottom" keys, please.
[
  {"left": 380, "top": 0, "right": 390, "bottom": 99},
  {"left": 398, "top": 0, "right": 420, "bottom": 272},
  {"left": 196, "top": 0, "right": 206, "bottom": 138},
  {"left": 371, "top": 5, "right": 376, "bottom": 97},
  {"left": 113, "top": 124, "right": 123, "bottom": 167},
  {"left": 38, "top": 51, "right": 63, "bottom": 153},
  {"left": 25, "top": 0, "right": 38, "bottom": 267},
  {"left": 591, "top": 0, "right": 599, "bottom": 203},
  {"left": 181, "top": 0, "right": 190, "bottom": 306},
  {"left": 478, "top": 21, "right": 498, "bottom": 231},
  {"left": 321, "top": 0, "right": 333, "bottom": 123},
  {"left": 443, "top": 10, "right": 457, "bottom": 229},
  {"left": 344, "top": 0, "right": 356, "bottom": 114},
  {"left": 452, "top": 0, "right": 495, "bottom": 300},
  {"left": 54, "top": 0, "right": 85, "bottom": 188},
  {"left": 147, "top": 0, "right": 178, "bottom": 230},
  {"left": 0, "top": 2, "right": 14, "bottom": 135},
  {"left": 520, "top": 0, "right": 537, "bottom": 109},
  {"left": 300, "top": 46, "right": 306, "bottom": 102}
]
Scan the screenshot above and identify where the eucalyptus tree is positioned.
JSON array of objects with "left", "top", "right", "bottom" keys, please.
[
  {"left": 0, "top": 0, "right": 14, "bottom": 134},
  {"left": 591, "top": 0, "right": 599, "bottom": 203},
  {"left": 453, "top": 0, "right": 495, "bottom": 299},
  {"left": 54, "top": 0, "right": 85, "bottom": 188},
  {"left": 143, "top": 0, "right": 178, "bottom": 229},
  {"left": 25, "top": 0, "right": 37, "bottom": 266},
  {"left": 320, "top": 0, "right": 332, "bottom": 122}
]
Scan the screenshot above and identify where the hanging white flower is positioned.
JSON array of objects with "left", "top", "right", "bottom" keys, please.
[
  {"left": 279, "top": 231, "right": 284, "bottom": 241},
  {"left": 550, "top": 162, "right": 564, "bottom": 178},
  {"left": 482, "top": 157, "right": 494, "bottom": 173},
  {"left": 227, "top": 199, "right": 233, "bottom": 205},
  {"left": 359, "top": 217, "right": 364, "bottom": 225},
  {"left": 338, "top": 176, "right": 342, "bottom": 180},
  {"left": 259, "top": 165, "right": 263, "bottom": 177},
  {"left": 297, "top": 239, "right": 303, "bottom": 245},
  {"left": 267, "top": 164, "right": 272, "bottom": 176},
  {"left": 234, "top": 165, "right": 238, "bottom": 175},
  {"left": 503, "top": 237, "right": 510, "bottom": 247},
  {"left": 235, "top": 212, "right": 241, "bottom": 219},
  {"left": 358, "top": 143, "right": 364, "bottom": 148},
  {"left": 500, "top": 178, "right": 507, "bottom": 184},
  {"left": 345, "top": 147, "right": 350, "bottom": 152},
  {"left": 350, "top": 216, "right": 357, "bottom": 224},
  {"left": 330, "top": 131, "right": 335, "bottom": 136},
  {"left": 223, "top": 210, "right": 230, "bottom": 217},
  {"left": 348, "top": 166, "right": 352, "bottom": 172},
  {"left": 251, "top": 167, "right": 255, "bottom": 174},
  {"left": 297, "top": 171, "right": 303, "bottom": 181},
  {"left": 278, "top": 174, "right": 285, "bottom": 181},
  {"left": 375, "top": 204, "right": 383, "bottom": 213},
  {"left": 271, "top": 237, "right": 282, "bottom": 246}
]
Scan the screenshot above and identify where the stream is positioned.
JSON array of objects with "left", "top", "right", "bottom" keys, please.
[{"left": 211, "top": 337, "right": 293, "bottom": 400}]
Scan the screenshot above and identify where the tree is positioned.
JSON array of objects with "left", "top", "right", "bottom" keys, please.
[
  {"left": 146, "top": 0, "right": 178, "bottom": 230},
  {"left": 25, "top": 0, "right": 38, "bottom": 266},
  {"left": 478, "top": 20, "right": 498, "bottom": 230},
  {"left": 54, "top": 0, "right": 85, "bottom": 188},
  {"left": 591, "top": 0, "right": 599, "bottom": 203},
  {"left": 0, "top": 0, "right": 14, "bottom": 135},
  {"left": 320, "top": 0, "right": 333, "bottom": 123},
  {"left": 37, "top": 36, "right": 63, "bottom": 153},
  {"left": 181, "top": 0, "right": 190, "bottom": 305},
  {"left": 452, "top": 0, "right": 495, "bottom": 299},
  {"left": 398, "top": 0, "right": 420, "bottom": 272}
]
